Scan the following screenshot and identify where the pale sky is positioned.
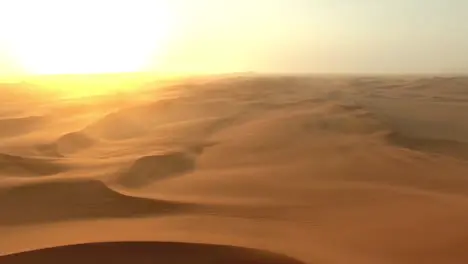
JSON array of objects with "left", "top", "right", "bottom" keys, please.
[{"left": 1, "top": 0, "right": 468, "bottom": 79}]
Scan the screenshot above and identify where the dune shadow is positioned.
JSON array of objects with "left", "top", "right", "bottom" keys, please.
[
  {"left": 116, "top": 152, "right": 196, "bottom": 188},
  {"left": 0, "top": 179, "right": 191, "bottom": 225},
  {"left": 37, "top": 131, "right": 97, "bottom": 157},
  {"left": 0, "top": 154, "right": 66, "bottom": 176},
  {"left": 387, "top": 132, "right": 468, "bottom": 160},
  {"left": 0, "top": 241, "right": 306, "bottom": 264}
]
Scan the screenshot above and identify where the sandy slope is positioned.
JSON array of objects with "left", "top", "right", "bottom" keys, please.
[{"left": 1, "top": 75, "right": 468, "bottom": 263}]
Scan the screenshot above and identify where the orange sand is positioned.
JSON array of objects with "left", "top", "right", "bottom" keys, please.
[{"left": 1, "top": 75, "right": 468, "bottom": 264}]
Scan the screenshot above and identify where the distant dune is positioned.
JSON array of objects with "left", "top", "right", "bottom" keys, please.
[
  {"left": 0, "top": 116, "right": 47, "bottom": 138},
  {"left": 1, "top": 75, "right": 468, "bottom": 264}
]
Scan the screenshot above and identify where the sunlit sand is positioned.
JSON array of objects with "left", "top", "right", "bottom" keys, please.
[{"left": 1, "top": 74, "right": 468, "bottom": 263}]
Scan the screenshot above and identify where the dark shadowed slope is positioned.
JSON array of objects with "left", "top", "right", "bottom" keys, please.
[
  {"left": 37, "top": 131, "right": 97, "bottom": 157},
  {"left": 116, "top": 152, "right": 196, "bottom": 188},
  {"left": 0, "top": 241, "right": 306, "bottom": 264},
  {"left": 0, "top": 179, "right": 192, "bottom": 225},
  {"left": 0, "top": 153, "right": 66, "bottom": 177}
]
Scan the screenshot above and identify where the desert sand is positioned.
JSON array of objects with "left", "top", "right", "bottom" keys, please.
[{"left": 1, "top": 75, "right": 468, "bottom": 263}]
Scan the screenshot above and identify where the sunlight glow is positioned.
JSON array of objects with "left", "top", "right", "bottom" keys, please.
[{"left": 1, "top": 0, "right": 174, "bottom": 75}]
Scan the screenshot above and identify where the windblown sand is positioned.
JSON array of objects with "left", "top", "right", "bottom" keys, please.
[{"left": 1, "top": 75, "right": 468, "bottom": 264}]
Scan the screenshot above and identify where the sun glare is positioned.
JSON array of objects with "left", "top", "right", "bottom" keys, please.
[{"left": 2, "top": 0, "right": 173, "bottom": 75}]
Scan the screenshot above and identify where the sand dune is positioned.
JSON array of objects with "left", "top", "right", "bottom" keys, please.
[
  {"left": 36, "top": 132, "right": 97, "bottom": 157},
  {"left": 0, "top": 153, "right": 66, "bottom": 176},
  {"left": 387, "top": 132, "right": 468, "bottom": 160},
  {"left": 0, "top": 116, "right": 47, "bottom": 138},
  {"left": 116, "top": 152, "right": 196, "bottom": 188},
  {"left": 55, "top": 132, "right": 96, "bottom": 153},
  {"left": 83, "top": 97, "right": 240, "bottom": 140},
  {"left": 0, "top": 241, "right": 305, "bottom": 264},
  {"left": 2, "top": 75, "right": 468, "bottom": 264},
  {"left": 0, "top": 179, "right": 190, "bottom": 225}
]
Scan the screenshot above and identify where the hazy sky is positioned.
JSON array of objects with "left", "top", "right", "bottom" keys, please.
[{"left": 1, "top": 0, "right": 468, "bottom": 78}]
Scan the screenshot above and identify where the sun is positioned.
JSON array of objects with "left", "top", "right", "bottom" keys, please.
[{"left": 2, "top": 0, "right": 173, "bottom": 75}]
